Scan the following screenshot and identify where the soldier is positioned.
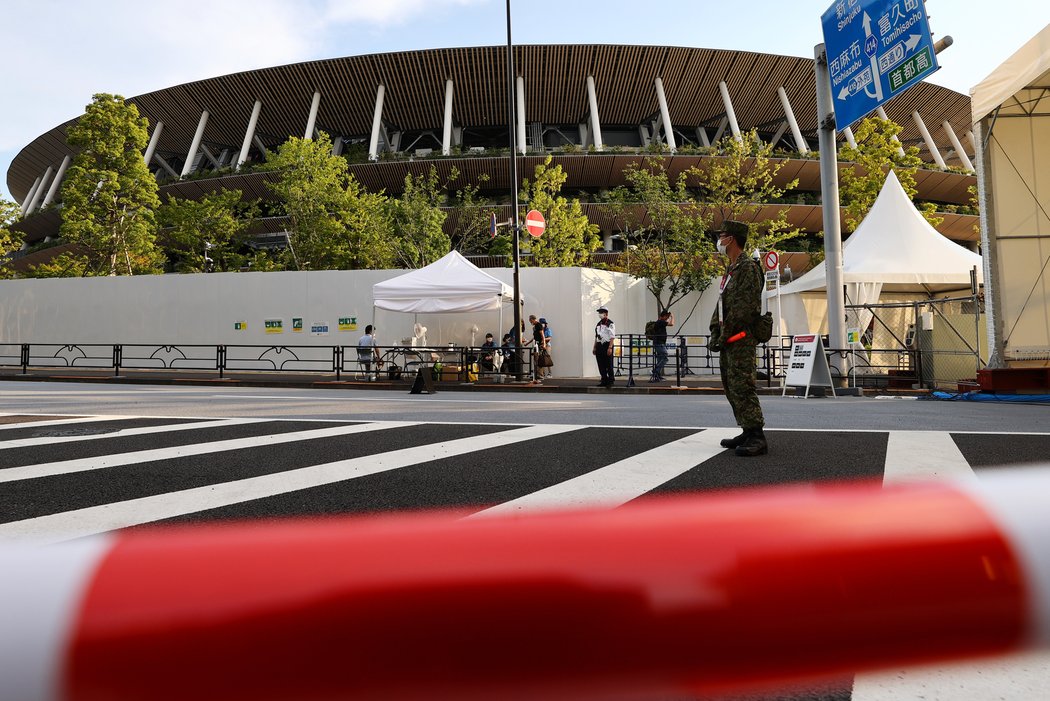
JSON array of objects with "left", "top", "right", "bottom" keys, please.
[
  {"left": 709, "top": 221, "right": 768, "bottom": 456},
  {"left": 593, "top": 306, "right": 616, "bottom": 387}
]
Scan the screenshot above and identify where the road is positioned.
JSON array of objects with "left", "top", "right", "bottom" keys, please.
[{"left": 2, "top": 380, "right": 1049, "bottom": 700}]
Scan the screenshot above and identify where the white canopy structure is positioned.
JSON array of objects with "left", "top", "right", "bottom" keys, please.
[
  {"left": 372, "top": 251, "right": 517, "bottom": 313},
  {"left": 772, "top": 170, "right": 982, "bottom": 336},
  {"left": 971, "top": 23, "right": 1050, "bottom": 366}
]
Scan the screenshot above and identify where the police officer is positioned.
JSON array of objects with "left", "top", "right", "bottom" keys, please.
[
  {"left": 593, "top": 306, "right": 616, "bottom": 387},
  {"left": 709, "top": 221, "right": 768, "bottom": 456}
]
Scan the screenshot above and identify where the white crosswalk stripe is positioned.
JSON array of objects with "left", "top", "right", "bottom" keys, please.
[{"left": 0, "top": 417, "right": 269, "bottom": 450}]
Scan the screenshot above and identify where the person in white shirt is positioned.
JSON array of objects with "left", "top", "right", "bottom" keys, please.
[{"left": 357, "top": 325, "right": 380, "bottom": 379}]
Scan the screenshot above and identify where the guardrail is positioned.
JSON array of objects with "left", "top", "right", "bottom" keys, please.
[
  {"left": 613, "top": 333, "right": 791, "bottom": 388},
  {"left": 0, "top": 343, "right": 536, "bottom": 383}
]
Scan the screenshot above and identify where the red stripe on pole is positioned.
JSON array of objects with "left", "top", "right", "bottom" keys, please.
[{"left": 64, "top": 482, "right": 1027, "bottom": 701}]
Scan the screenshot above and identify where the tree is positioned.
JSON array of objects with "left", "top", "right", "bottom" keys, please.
[
  {"left": 157, "top": 189, "right": 262, "bottom": 273},
  {"left": 264, "top": 132, "right": 352, "bottom": 270},
  {"left": 519, "top": 156, "right": 601, "bottom": 267},
  {"left": 391, "top": 165, "right": 452, "bottom": 268},
  {"left": 265, "top": 132, "right": 396, "bottom": 270},
  {"left": 606, "top": 157, "right": 717, "bottom": 312},
  {"left": 689, "top": 130, "right": 805, "bottom": 255},
  {"left": 838, "top": 117, "right": 943, "bottom": 232},
  {"left": 55, "top": 93, "right": 162, "bottom": 276},
  {"left": 448, "top": 173, "right": 498, "bottom": 255},
  {"left": 0, "top": 197, "right": 24, "bottom": 279}
]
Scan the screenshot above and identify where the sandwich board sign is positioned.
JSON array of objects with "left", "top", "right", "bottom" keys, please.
[{"left": 782, "top": 334, "right": 836, "bottom": 398}]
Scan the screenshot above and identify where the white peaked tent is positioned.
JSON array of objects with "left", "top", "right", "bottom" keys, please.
[
  {"left": 372, "top": 250, "right": 516, "bottom": 313},
  {"left": 772, "top": 170, "right": 982, "bottom": 335}
]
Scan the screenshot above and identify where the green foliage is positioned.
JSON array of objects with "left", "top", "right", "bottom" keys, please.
[
  {"left": 54, "top": 93, "right": 162, "bottom": 276},
  {"left": 448, "top": 173, "right": 498, "bottom": 256},
  {"left": 519, "top": 156, "right": 601, "bottom": 267},
  {"left": 157, "top": 189, "right": 260, "bottom": 273},
  {"left": 265, "top": 132, "right": 396, "bottom": 270},
  {"left": 391, "top": 165, "right": 451, "bottom": 268},
  {"left": 606, "top": 157, "right": 717, "bottom": 311},
  {"left": 0, "top": 197, "right": 23, "bottom": 278},
  {"left": 838, "top": 117, "right": 943, "bottom": 232}
]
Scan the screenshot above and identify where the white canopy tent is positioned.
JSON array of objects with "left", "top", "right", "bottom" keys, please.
[
  {"left": 771, "top": 170, "right": 982, "bottom": 336},
  {"left": 972, "top": 23, "right": 1050, "bottom": 366}
]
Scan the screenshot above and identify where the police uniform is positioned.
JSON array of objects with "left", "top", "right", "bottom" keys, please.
[{"left": 593, "top": 308, "right": 616, "bottom": 387}]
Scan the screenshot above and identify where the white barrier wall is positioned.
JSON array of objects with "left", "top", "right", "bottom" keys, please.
[{"left": 0, "top": 267, "right": 721, "bottom": 378}]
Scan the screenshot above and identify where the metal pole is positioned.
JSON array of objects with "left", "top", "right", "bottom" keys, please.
[
  {"left": 814, "top": 43, "right": 848, "bottom": 388},
  {"left": 506, "top": 0, "right": 523, "bottom": 380}
]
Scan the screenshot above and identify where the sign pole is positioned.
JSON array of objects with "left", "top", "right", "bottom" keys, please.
[
  {"left": 505, "top": 0, "right": 523, "bottom": 380},
  {"left": 814, "top": 42, "right": 849, "bottom": 388}
]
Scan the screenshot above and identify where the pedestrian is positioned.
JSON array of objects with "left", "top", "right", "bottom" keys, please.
[
  {"left": 479, "top": 333, "right": 497, "bottom": 371},
  {"left": 649, "top": 308, "right": 675, "bottom": 382},
  {"left": 529, "top": 314, "right": 548, "bottom": 383},
  {"left": 593, "top": 306, "right": 616, "bottom": 387},
  {"left": 540, "top": 317, "right": 553, "bottom": 377},
  {"left": 356, "top": 324, "right": 381, "bottom": 380},
  {"left": 709, "top": 221, "right": 767, "bottom": 456}
]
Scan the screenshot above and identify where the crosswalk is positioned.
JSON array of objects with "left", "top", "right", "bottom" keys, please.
[{"left": 3, "top": 412, "right": 1050, "bottom": 701}]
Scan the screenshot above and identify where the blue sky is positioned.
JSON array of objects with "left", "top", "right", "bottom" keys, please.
[{"left": 3, "top": 0, "right": 1047, "bottom": 202}]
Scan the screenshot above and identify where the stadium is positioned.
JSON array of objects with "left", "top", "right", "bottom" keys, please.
[{"left": 7, "top": 44, "right": 978, "bottom": 259}]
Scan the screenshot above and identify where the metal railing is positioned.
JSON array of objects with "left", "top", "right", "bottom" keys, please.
[
  {"left": 0, "top": 343, "right": 536, "bottom": 384},
  {"left": 612, "top": 334, "right": 791, "bottom": 387}
]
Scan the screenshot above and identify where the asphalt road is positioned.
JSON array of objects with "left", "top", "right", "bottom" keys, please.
[{"left": 2, "top": 380, "right": 1049, "bottom": 701}]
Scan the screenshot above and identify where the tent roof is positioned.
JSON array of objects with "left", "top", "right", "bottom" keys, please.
[
  {"left": 372, "top": 250, "right": 516, "bottom": 313},
  {"left": 776, "top": 171, "right": 982, "bottom": 295},
  {"left": 971, "top": 24, "right": 1050, "bottom": 122}
]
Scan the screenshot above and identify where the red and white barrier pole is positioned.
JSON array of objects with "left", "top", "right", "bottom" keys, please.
[{"left": 3, "top": 468, "right": 1050, "bottom": 701}]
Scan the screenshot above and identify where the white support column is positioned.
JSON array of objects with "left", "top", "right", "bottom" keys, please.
[
  {"left": 18, "top": 177, "right": 42, "bottom": 217},
  {"left": 143, "top": 121, "right": 164, "bottom": 166},
  {"left": 912, "top": 110, "right": 946, "bottom": 168},
  {"left": 876, "top": 106, "right": 906, "bottom": 157},
  {"left": 586, "top": 75, "right": 604, "bottom": 151},
  {"left": 442, "top": 79, "right": 454, "bottom": 155},
  {"left": 24, "top": 167, "right": 53, "bottom": 215},
  {"left": 942, "top": 120, "right": 974, "bottom": 171},
  {"left": 41, "top": 155, "right": 71, "bottom": 208},
  {"left": 200, "top": 144, "right": 221, "bottom": 169},
  {"left": 304, "top": 91, "right": 321, "bottom": 140},
  {"left": 842, "top": 126, "right": 858, "bottom": 149},
  {"left": 181, "top": 110, "right": 209, "bottom": 177},
  {"left": 516, "top": 76, "right": 526, "bottom": 155},
  {"left": 579, "top": 122, "right": 589, "bottom": 148},
  {"left": 778, "top": 86, "right": 809, "bottom": 154},
  {"left": 153, "top": 154, "right": 180, "bottom": 179},
  {"left": 331, "top": 136, "right": 344, "bottom": 156},
  {"left": 718, "top": 81, "right": 742, "bottom": 143},
  {"left": 368, "top": 85, "right": 385, "bottom": 161},
  {"left": 654, "top": 77, "right": 676, "bottom": 152},
  {"left": 696, "top": 127, "right": 710, "bottom": 147},
  {"left": 770, "top": 121, "right": 789, "bottom": 148},
  {"left": 967, "top": 130, "right": 977, "bottom": 156},
  {"left": 712, "top": 117, "right": 728, "bottom": 144},
  {"left": 238, "top": 101, "right": 262, "bottom": 168},
  {"left": 252, "top": 135, "right": 269, "bottom": 158}
]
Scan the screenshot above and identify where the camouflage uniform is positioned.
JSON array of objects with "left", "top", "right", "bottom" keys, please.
[{"left": 710, "top": 255, "right": 764, "bottom": 430}]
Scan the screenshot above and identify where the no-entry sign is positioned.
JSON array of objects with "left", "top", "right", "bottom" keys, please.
[
  {"left": 525, "top": 210, "right": 545, "bottom": 238},
  {"left": 763, "top": 250, "right": 780, "bottom": 272}
]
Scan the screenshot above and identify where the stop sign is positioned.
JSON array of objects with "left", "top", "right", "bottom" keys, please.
[{"left": 525, "top": 210, "right": 545, "bottom": 238}]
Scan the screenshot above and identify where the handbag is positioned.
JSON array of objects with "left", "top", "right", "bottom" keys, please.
[
  {"left": 752, "top": 311, "right": 774, "bottom": 343},
  {"left": 537, "top": 348, "right": 554, "bottom": 368}
]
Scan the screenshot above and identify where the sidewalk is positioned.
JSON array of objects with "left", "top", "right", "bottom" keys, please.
[{"left": 0, "top": 366, "right": 925, "bottom": 396}]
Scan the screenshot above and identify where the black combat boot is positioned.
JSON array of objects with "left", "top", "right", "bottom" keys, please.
[
  {"left": 734, "top": 428, "right": 768, "bottom": 457},
  {"left": 720, "top": 430, "right": 749, "bottom": 449}
]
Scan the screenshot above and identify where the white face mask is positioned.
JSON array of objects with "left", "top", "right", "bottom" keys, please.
[{"left": 717, "top": 241, "right": 728, "bottom": 255}]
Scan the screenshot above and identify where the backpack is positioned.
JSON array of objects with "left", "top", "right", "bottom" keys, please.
[
  {"left": 644, "top": 320, "right": 659, "bottom": 340},
  {"left": 752, "top": 311, "right": 774, "bottom": 343}
]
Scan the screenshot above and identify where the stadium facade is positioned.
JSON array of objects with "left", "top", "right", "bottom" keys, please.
[{"left": 7, "top": 45, "right": 979, "bottom": 255}]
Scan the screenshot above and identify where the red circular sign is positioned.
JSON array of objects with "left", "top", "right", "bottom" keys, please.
[
  {"left": 763, "top": 250, "right": 780, "bottom": 271},
  {"left": 525, "top": 210, "right": 546, "bottom": 238}
]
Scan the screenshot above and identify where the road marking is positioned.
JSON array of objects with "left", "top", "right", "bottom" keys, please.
[
  {"left": 0, "top": 423, "right": 584, "bottom": 544},
  {"left": 0, "top": 418, "right": 269, "bottom": 450},
  {"left": 0, "top": 415, "right": 136, "bottom": 432},
  {"left": 208, "top": 394, "right": 584, "bottom": 405},
  {"left": 882, "top": 430, "right": 976, "bottom": 485},
  {"left": 473, "top": 427, "right": 739, "bottom": 516},
  {"left": 0, "top": 421, "right": 413, "bottom": 483}
]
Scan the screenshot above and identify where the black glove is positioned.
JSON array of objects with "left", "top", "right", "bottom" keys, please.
[{"left": 709, "top": 333, "right": 723, "bottom": 353}]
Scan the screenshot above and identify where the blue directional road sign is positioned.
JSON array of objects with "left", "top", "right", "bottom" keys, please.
[{"left": 821, "top": 0, "right": 939, "bottom": 131}]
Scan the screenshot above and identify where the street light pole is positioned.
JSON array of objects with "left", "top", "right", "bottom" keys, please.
[{"left": 505, "top": 0, "right": 523, "bottom": 379}]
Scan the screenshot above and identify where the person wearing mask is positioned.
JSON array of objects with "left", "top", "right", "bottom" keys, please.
[
  {"left": 356, "top": 324, "right": 381, "bottom": 380},
  {"left": 479, "top": 333, "right": 497, "bottom": 371},
  {"left": 709, "top": 221, "right": 767, "bottom": 456},
  {"left": 649, "top": 308, "right": 675, "bottom": 382},
  {"left": 593, "top": 306, "right": 616, "bottom": 388}
]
